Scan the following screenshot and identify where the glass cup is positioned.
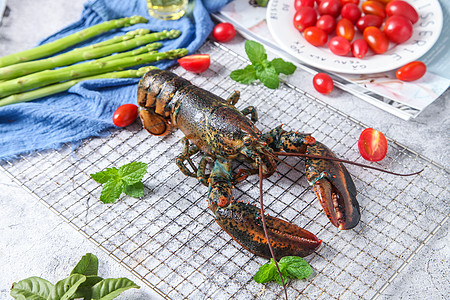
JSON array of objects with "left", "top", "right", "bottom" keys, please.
[{"left": 147, "top": 0, "right": 188, "bottom": 20}]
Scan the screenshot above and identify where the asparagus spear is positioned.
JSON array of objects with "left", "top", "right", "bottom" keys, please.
[
  {"left": 92, "top": 28, "right": 151, "bottom": 48},
  {"left": 0, "top": 48, "right": 188, "bottom": 98},
  {"left": 0, "top": 16, "right": 148, "bottom": 68},
  {"left": 0, "top": 66, "right": 158, "bottom": 107},
  {"left": 0, "top": 30, "right": 180, "bottom": 80}
]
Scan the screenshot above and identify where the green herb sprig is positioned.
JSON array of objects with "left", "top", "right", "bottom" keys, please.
[
  {"left": 230, "top": 40, "right": 296, "bottom": 89},
  {"left": 90, "top": 161, "right": 148, "bottom": 203},
  {"left": 254, "top": 256, "right": 313, "bottom": 285},
  {"left": 10, "top": 253, "right": 139, "bottom": 300}
]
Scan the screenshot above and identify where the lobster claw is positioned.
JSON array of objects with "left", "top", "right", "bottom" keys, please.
[
  {"left": 213, "top": 201, "right": 322, "bottom": 258},
  {"left": 306, "top": 141, "right": 360, "bottom": 230},
  {"left": 207, "top": 160, "right": 321, "bottom": 258}
]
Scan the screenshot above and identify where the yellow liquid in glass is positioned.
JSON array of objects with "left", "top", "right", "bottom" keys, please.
[{"left": 147, "top": 0, "right": 187, "bottom": 20}]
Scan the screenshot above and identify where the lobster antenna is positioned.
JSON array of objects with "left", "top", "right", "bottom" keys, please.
[
  {"left": 272, "top": 152, "right": 423, "bottom": 177},
  {"left": 258, "top": 164, "right": 289, "bottom": 300}
]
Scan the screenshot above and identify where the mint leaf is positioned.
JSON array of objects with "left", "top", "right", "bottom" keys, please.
[
  {"left": 254, "top": 256, "right": 313, "bottom": 285},
  {"left": 124, "top": 182, "right": 145, "bottom": 198},
  {"left": 100, "top": 179, "right": 124, "bottom": 204},
  {"left": 118, "top": 161, "right": 148, "bottom": 185},
  {"left": 245, "top": 40, "right": 267, "bottom": 65},
  {"left": 231, "top": 40, "right": 295, "bottom": 89},
  {"left": 253, "top": 261, "right": 277, "bottom": 284},
  {"left": 230, "top": 65, "right": 257, "bottom": 84},
  {"left": 256, "top": 64, "right": 279, "bottom": 89},
  {"left": 90, "top": 167, "right": 118, "bottom": 184},
  {"left": 71, "top": 253, "right": 99, "bottom": 276},
  {"left": 91, "top": 161, "right": 148, "bottom": 204},
  {"left": 271, "top": 58, "right": 296, "bottom": 75},
  {"left": 281, "top": 256, "right": 313, "bottom": 280}
]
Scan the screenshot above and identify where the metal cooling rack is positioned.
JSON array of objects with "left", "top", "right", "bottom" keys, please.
[{"left": 1, "top": 41, "right": 449, "bottom": 300}]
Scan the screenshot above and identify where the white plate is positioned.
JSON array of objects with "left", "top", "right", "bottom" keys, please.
[{"left": 266, "top": 0, "right": 443, "bottom": 74}]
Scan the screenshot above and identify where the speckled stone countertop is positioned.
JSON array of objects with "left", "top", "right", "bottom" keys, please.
[{"left": 0, "top": 1, "right": 448, "bottom": 299}]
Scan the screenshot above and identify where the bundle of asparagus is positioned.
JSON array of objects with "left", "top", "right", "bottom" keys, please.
[{"left": 0, "top": 16, "right": 188, "bottom": 107}]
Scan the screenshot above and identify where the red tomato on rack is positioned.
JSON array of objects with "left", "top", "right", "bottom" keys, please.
[
  {"left": 113, "top": 104, "right": 139, "bottom": 127},
  {"left": 178, "top": 54, "right": 211, "bottom": 73},
  {"left": 212, "top": 23, "right": 236, "bottom": 42},
  {"left": 358, "top": 128, "right": 388, "bottom": 161}
]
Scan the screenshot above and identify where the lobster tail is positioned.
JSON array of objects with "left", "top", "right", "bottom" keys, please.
[{"left": 137, "top": 70, "right": 191, "bottom": 135}]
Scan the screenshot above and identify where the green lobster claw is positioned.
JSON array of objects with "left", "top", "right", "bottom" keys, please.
[
  {"left": 208, "top": 160, "right": 322, "bottom": 258},
  {"left": 305, "top": 141, "right": 360, "bottom": 230}
]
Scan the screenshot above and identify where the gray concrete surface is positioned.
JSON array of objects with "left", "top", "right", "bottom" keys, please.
[{"left": 0, "top": 0, "right": 448, "bottom": 299}]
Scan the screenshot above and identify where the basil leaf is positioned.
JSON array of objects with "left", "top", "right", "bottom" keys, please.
[
  {"left": 271, "top": 58, "right": 296, "bottom": 75},
  {"left": 50, "top": 274, "right": 86, "bottom": 300},
  {"left": 118, "top": 161, "right": 148, "bottom": 185},
  {"left": 230, "top": 65, "right": 257, "bottom": 84},
  {"left": 91, "top": 278, "right": 140, "bottom": 300},
  {"left": 245, "top": 40, "right": 267, "bottom": 65},
  {"left": 100, "top": 179, "right": 124, "bottom": 204},
  {"left": 90, "top": 167, "right": 118, "bottom": 184},
  {"left": 10, "top": 277, "right": 53, "bottom": 300},
  {"left": 123, "top": 181, "right": 145, "bottom": 198},
  {"left": 71, "top": 253, "right": 99, "bottom": 276},
  {"left": 71, "top": 275, "right": 104, "bottom": 299}
]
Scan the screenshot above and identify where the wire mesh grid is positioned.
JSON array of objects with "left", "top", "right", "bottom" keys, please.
[{"left": 1, "top": 41, "right": 449, "bottom": 299}]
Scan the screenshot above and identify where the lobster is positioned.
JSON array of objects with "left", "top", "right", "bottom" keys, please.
[{"left": 137, "top": 69, "right": 360, "bottom": 259}]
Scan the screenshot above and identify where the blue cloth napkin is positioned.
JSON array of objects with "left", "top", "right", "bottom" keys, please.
[{"left": 0, "top": 0, "right": 230, "bottom": 160}]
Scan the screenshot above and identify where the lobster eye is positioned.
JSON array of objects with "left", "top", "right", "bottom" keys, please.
[{"left": 243, "top": 136, "right": 253, "bottom": 146}]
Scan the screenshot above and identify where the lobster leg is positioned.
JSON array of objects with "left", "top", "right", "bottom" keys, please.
[
  {"left": 208, "top": 158, "right": 321, "bottom": 258},
  {"left": 176, "top": 137, "right": 212, "bottom": 186},
  {"left": 176, "top": 137, "right": 199, "bottom": 178},
  {"left": 263, "top": 126, "right": 360, "bottom": 230}
]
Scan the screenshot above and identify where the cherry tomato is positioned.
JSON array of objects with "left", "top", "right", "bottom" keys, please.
[
  {"left": 358, "top": 128, "right": 388, "bottom": 162},
  {"left": 313, "top": 73, "right": 334, "bottom": 94},
  {"left": 316, "top": 15, "right": 336, "bottom": 34},
  {"left": 341, "top": 3, "right": 361, "bottom": 23},
  {"left": 363, "top": 26, "right": 389, "bottom": 54},
  {"left": 212, "top": 23, "right": 236, "bottom": 42},
  {"left": 293, "top": 7, "right": 318, "bottom": 32},
  {"left": 328, "top": 36, "right": 351, "bottom": 56},
  {"left": 336, "top": 18, "right": 355, "bottom": 41},
  {"left": 304, "top": 26, "right": 328, "bottom": 46},
  {"left": 384, "top": 15, "right": 413, "bottom": 44},
  {"left": 340, "top": 0, "right": 360, "bottom": 4},
  {"left": 318, "top": 0, "right": 342, "bottom": 18},
  {"left": 351, "top": 39, "right": 369, "bottom": 58},
  {"left": 178, "top": 54, "right": 211, "bottom": 73},
  {"left": 396, "top": 61, "right": 426, "bottom": 81},
  {"left": 386, "top": 0, "right": 419, "bottom": 24},
  {"left": 361, "top": 1, "right": 386, "bottom": 19},
  {"left": 356, "top": 15, "right": 383, "bottom": 33},
  {"left": 294, "top": 0, "right": 315, "bottom": 10},
  {"left": 113, "top": 104, "right": 138, "bottom": 127}
]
